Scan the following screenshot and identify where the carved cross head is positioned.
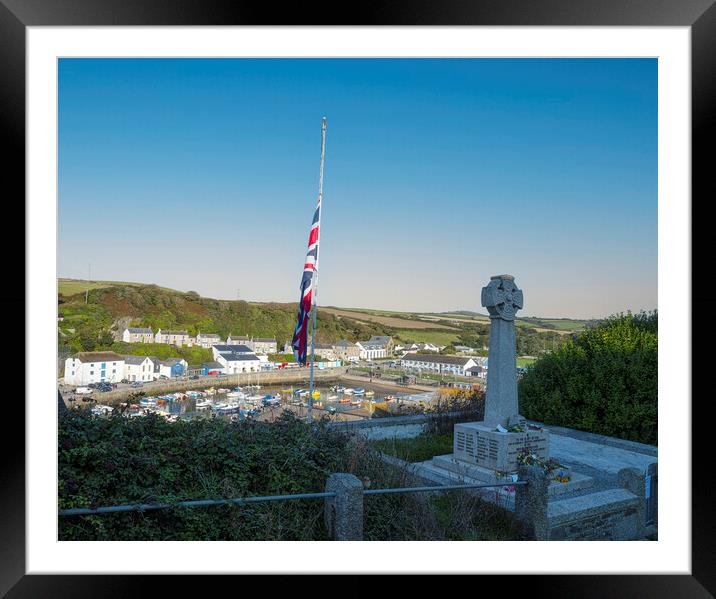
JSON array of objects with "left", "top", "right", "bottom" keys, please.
[{"left": 481, "top": 275, "right": 524, "bottom": 321}]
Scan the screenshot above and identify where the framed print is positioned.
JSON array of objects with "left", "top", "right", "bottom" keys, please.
[{"left": 5, "top": 0, "right": 713, "bottom": 596}]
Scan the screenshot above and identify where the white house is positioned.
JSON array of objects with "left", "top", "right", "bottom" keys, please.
[
  {"left": 121, "top": 327, "right": 154, "bottom": 343},
  {"left": 356, "top": 340, "right": 387, "bottom": 360},
  {"left": 252, "top": 338, "right": 278, "bottom": 355},
  {"left": 196, "top": 332, "right": 223, "bottom": 348},
  {"left": 123, "top": 355, "right": 154, "bottom": 382},
  {"left": 152, "top": 357, "right": 188, "bottom": 379},
  {"left": 155, "top": 329, "right": 190, "bottom": 346},
  {"left": 400, "top": 353, "right": 479, "bottom": 377},
  {"left": 227, "top": 334, "right": 251, "bottom": 346},
  {"left": 64, "top": 351, "right": 125, "bottom": 386},
  {"left": 217, "top": 351, "right": 262, "bottom": 374}
]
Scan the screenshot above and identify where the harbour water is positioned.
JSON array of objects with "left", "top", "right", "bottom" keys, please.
[{"left": 117, "top": 380, "right": 433, "bottom": 422}]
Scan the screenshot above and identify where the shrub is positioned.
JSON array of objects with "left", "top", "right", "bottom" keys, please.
[
  {"left": 519, "top": 311, "right": 657, "bottom": 445},
  {"left": 59, "top": 407, "right": 518, "bottom": 541}
]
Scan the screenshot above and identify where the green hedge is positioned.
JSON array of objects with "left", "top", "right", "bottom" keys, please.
[
  {"left": 58, "top": 410, "right": 519, "bottom": 541},
  {"left": 519, "top": 311, "right": 657, "bottom": 445}
]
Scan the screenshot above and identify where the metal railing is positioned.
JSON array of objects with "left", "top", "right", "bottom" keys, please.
[{"left": 58, "top": 481, "right": 523, "bottom": 517}]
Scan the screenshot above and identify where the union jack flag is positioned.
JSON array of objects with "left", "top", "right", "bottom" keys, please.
[{"left": 291, "top": 195, "right": 321, "bottom": 364}]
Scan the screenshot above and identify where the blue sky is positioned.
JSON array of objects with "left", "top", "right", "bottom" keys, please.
[{"left": 58, "top": 58, "right": 657, "bottom": 319}]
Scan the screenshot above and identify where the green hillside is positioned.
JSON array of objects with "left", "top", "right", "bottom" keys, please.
[
  {"left": 57, "top": 279, "right": 577, "bottom": 358},
  {"left": 58, "top": 281, "right": 391, "bottom": 355}
]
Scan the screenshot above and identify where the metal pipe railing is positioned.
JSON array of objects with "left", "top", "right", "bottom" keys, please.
[
  {"left": 59, "top": 491, "right": 337, "bottom": 516},
  {"left": 58, "top": 480, "right": 522, "bottom": 517}
]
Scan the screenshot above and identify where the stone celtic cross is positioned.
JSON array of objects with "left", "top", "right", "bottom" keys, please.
[
  {"left": 481, "top": 275, "right": 524, "bottom": 321},
  {"left": 481, "top": 275, "right": 523, "bottom": 427}
]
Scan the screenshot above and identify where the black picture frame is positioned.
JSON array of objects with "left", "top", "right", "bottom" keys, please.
[{"left": 5, "top": 0, "right": 711, "bottom": 596}]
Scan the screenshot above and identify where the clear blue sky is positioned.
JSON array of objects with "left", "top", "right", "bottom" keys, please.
[{"left": 58, "top": 58, "right": 657, "bottom": 319}]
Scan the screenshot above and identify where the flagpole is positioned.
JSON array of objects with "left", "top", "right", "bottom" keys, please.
[{"left": 308, "top": 117, "right": 327, "bottom": 423}]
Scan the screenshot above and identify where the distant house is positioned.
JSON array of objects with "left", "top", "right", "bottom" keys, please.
[
  {"left": 313, "top": 343, "right": 336, "bottom": 360},
  {"left": 332, "top": 340, "right": 360, "bottom": 362},
  {"left": 146, "top": 356, "right": 187, "bottom": 379},
  {"left": 227, "top": 334, "right": 251, "bottom": 346},
  {"left": 217, "top": 351, "right": 262, "bottom": 374},
  {"left": 64, "top": 351, "right": 125, "bottom": 386},
  {"left": 454, "top": 345, "right": 477, "bottom": 353},
  {"left": 122, "top": 327, "right": 154, "bottom": 344},
  {"left": 211, "top": 344, "right": 254, "bottom": 361},
  {"left": 465, "top": 365, "right": 487, "bottom": 379},
  {"left": 202, "top": 361, "right": 225, "bottom": 375},
  {"left": 400, "top": 353, "right": 478, "bottom": 377},
  {"left": 155, "top": 329, "right": 190, "bottom": 346},
  {"left": 367, "top": 335, "right": 394, "bottom": 354},
  {"left": 251, "top": 338, "right": 278, "bottom": 355},
  {"left": 196, "top": 332, "right": 222, "bottom": 348},
  {"left": 356, "top": 340, "right": 388, "bottom": 360},
  {"left": 123, "top": 355, "right": 154, "bottom": 382}
]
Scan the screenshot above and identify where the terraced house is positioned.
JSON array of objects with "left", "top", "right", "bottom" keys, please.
[
  {"left": 251, "top": 337, "right": 278, "bottom": 354},
  {"left": 64, "top": 351, "right": 125, "bottom": 386},
  {"left": 123, "top": 355, "right": 154, "bottom": 382},
  {"left": 400, "top": 353, "right": 479, "bottom": 377},
  {"left": 331, "top": 339, "right": 361, "bottom": 362},
  {"left": 196, "top": 332, "right": 223, "bottom": 348},
  {"left": 121, "top": 327, "right": 154, "bottom": 343},
  {"left": 154, "top": 328, "right": 190, "bottom": 346}
]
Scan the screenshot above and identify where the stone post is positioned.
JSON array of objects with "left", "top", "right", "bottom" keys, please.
[
  {"left": 324, "top": 473, "right": 364, "bottom": 540},
  {"left": 515, "top": 464, "right": 550, "bottom": 540},
  {"left": 481, "top": 275, "right": 524, "bottom": 428},
  {"left": 646, "top": 462, "right": 658, "bottom": 527},
  {"left": 618, "top": 467, "right": 646, "bottom": 539}
]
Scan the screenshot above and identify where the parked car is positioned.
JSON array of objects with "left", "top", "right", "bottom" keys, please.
[
  {"left": 75, "top": 387, "right": 92, "bottom": 395},
  {"left": 189, "top": 374, "right": 200, "bottom": 380},
  {"left": 130, "top": 381, "right": 144, "bottom": 388}
]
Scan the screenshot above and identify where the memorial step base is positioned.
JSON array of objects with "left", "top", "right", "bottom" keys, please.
[{"left": 430, "top": 454, "right": 595, "bottom": 497}]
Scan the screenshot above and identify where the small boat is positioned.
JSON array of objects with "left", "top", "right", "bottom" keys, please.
[
  {"left": 350, "top": 399, "right": 362, "bottom": 406},
  {"left": 328, "top": 395, "right": 338, "bottom": 400},
  {"left": 312, "top": 391, "right": 321, "bottom": 399},
  {"left": 385, "top": 395, "right": 396, "bottom": 401},
  {"left": 338, "top": 397, "right": 350, "bottom": 404},
  {"left": 343, "top": 388, "right": 355, "bottom": 395},
  {"left": 281, "top": 388, "right": 293, "bottom": 393},
  {"left": 365, "top": 390, "right": 375, "bottom": 397},
  {"left": 354, "top": 388, "right": 365, "bottom": 396}
]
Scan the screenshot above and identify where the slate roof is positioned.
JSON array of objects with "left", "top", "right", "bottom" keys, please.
[
  {"left": 253, "top": 338, "right": 277, "bottom": 343},
  {"left": 72, "top": 351, "right": 125, "bottom": 363},
  {"left": 203, "top": 361, "right": 224, "bottom": 369},
  {"left": 213, "top": 344, "right": 253, "bottom": 354},
  {"left": 126, "top": 327, "right": 153, "bottom": 334},
  {"left": 221, "top": 353, "right": 261, "bottom": 362},
  {"left": 123, "top": 355, "right": 151, "bottom": 365},
  {"left": 333, "top": 340, "right": 355, "bottom": 348}
]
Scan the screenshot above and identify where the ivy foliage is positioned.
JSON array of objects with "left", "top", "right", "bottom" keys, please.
[
  {"left": 519, "top": 311, "right": 658, "bottom": 445},
  {"left": 59, "top": 411, "right": 351, "bottom": 540}
]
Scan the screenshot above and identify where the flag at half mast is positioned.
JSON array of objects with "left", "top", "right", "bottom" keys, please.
[
  {"left": 291, "top": 118, "right": 327, "bottom": 365},
  {"left": 291, "top": 194, "right": 321, "bottom": 364}
]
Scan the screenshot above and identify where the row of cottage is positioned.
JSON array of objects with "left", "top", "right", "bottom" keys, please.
[
  {"left": 120, "top": 328, "right": 279, "bottom": 353},
  {"left": 121, "top": 328, "right": 451, "bottom": 361},
  {"left": 64, "top": 342, "right": 490, "bottom": 386},
  {"left": 64, "top": 352, "right": 191, "bottom": 386}
]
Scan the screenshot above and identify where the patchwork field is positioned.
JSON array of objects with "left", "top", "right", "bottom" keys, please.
[{"left": 320, "top": 307, "right": 459, "bottom": 330}]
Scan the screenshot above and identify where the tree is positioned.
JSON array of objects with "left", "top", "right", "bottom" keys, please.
[{"left": 519, "top": 311, "right": 657, "bottom": 445}]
